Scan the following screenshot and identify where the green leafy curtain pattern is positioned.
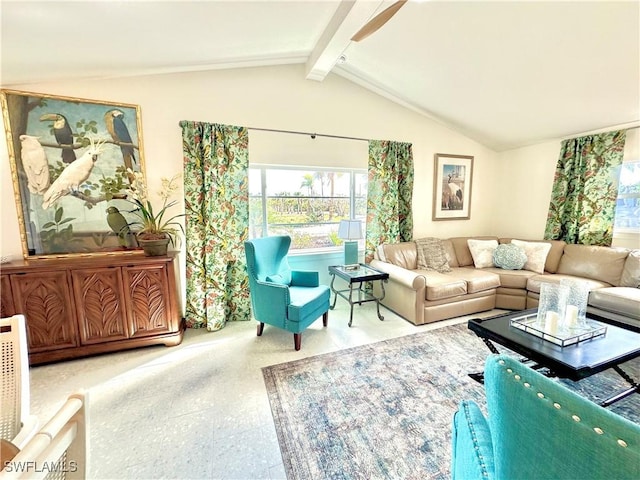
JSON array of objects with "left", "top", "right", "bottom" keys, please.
[
  {"left": 365, "top": 140, "right": 414, "bottom": 263},
  {"left": 544, "top": 130, "right": 626, "bottom": 246},
  {"left": 179, "top": 121, "right": 250, "bottom": 331}
]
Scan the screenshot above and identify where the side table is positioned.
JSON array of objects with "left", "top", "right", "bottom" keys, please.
[{"left": 328, "top": 264, "right": 389, "bottom": 327}]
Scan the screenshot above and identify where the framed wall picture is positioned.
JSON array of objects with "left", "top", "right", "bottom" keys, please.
[
  {"left": 1, "top": 89, "right": 146, "bottom": 258},
  {"left": 432, "top": 153, "right": 474, "bottom": 221}
]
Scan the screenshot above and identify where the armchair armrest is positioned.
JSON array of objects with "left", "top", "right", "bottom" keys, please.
[
  {"left": 252, "top": 281, "right": 290, "bottom": 325},
  {"left": 451, "top": 400, "right": 494, "bottom": 480},
  {"left": 291, "top": 270, "right": 319, "bottom": 287}
]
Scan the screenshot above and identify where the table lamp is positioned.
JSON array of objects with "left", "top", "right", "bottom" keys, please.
[{"left": 338, "top": 219, "right": 362, "bottom": 266}]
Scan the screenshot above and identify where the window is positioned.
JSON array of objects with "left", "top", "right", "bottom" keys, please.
[
  {"left": 249, "top": 166, "right": 367, "bottom": 250},
  {"left": 614, "top": 160, "right": 640, "bottom": 233}
]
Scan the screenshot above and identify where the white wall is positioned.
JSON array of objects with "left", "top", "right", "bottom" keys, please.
[
  {"left": 2, "top": 63, "right": 636, "bottom": 271},
  {"left": 494, "top": 127, "right": 640, "bottom": 248},
  {"left": 0, "top": 64, "right": 498, "bottom": 263},
  {"left": 493, "top": 140, "right": 560, "bottom": 238}
]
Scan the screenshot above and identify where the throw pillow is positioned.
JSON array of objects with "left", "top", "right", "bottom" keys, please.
[
  {"left": 511, "top": 239, "right": 552, "bottom": 274},
  {"left": 467, "top": 239, "right": 498, "bottom": 268},
  {"left": 493, "top": 243, "right": 527, "bottom": 270},
  {"left": 265, "top": 271, "right": 291, "bottom": 285},
  {"left": 415, "top": 237, "right": 451, "bottom": 273},
  {"left": 620, "top": 250, "right": 640, "bottom": 288}
]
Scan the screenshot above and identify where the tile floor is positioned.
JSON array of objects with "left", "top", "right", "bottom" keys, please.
[{"left": 29, "top": 301, "right": 502, "bottom": 480}]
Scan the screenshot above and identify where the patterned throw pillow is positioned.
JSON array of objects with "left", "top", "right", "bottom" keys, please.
[
  {"left": 467, "top": 239, "right": 498, "bottom": 268},
  {"left": 493, "top": 243, "right": 527, "bottom": 270},
  {"left": 415, "top": 237, "right": 451, "bottom": 273}
]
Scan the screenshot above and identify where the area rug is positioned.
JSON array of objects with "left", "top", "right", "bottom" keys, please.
[{"left": 262, "top": 323, "right": 640, "bottom": 480}]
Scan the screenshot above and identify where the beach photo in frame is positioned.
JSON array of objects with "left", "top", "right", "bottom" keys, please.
[
  {"left": 432, "top": 153, "right": 474, "bottom": 221},
  {"left": 1, "top": 89, "right": 146, "bottom": 257}
]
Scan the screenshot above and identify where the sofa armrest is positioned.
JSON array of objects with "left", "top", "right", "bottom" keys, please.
[
  {"left": 451, "top": 400, "right": 495, "bottom": 480},
  {"left": 369, "top": 260, "right": 426, "bottom": 290}
]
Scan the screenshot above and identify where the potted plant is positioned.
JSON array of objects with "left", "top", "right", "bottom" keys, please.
[{"left": 126, "top": 168, "right": 184, "bottom": 256}]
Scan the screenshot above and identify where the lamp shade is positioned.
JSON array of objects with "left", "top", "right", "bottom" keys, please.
[{"left": 338, "top": 220, "right": 363, "bottom": 241}]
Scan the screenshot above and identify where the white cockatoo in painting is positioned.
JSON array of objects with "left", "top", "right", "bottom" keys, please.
[
  {"left": 42, "top": 137, "right": 105, "bottom": 209},
  {"left": 20, "top": 135, "right": 50, "bottom": 194}
]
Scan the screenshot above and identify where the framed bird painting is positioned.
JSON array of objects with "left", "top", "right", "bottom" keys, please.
[
  {"left": 1, "top": 89, "right": 147, "bottom": 258},
  {"left": 432, "top": 153, "right": 474, "bottom": 221}
]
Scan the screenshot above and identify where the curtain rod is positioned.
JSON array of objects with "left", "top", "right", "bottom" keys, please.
[{"left": 247, "top": 126, "right": 369, "bottom": 143}]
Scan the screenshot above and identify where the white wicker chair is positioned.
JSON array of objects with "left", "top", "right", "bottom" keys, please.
[
  {"left": 0, "top": 391, "right": 89, "bottom": 479},
  {"left": 1, "top": 315, "right": 38, "bottom": 449}
]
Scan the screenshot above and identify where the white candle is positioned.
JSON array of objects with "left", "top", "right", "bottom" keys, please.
[
  {"left": 565, "top": 305, "right": 579, "bottom": 327},
  {"left": 545, "top": 311, "right": 559, "bottom": 334}
]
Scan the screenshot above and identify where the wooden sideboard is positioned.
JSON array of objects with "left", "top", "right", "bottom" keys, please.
[{"left": 0, "top": 252, "right": 184, "bottom": 365}]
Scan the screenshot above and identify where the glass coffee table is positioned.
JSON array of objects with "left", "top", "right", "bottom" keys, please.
[
  {"left": 328, "top": 264, "right": 389, "bottom": 327},
  {"left": 468, "top": 309, "right": 640, "bottom": 407}
]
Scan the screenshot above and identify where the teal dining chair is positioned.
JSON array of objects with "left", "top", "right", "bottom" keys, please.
[{"left": 244, "top": 236, "right": 330, "bottom": 350}]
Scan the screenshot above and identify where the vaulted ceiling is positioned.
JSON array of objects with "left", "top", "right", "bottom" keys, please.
[{"left": 2, "top": 0, "right": 638, "bottom": 151}]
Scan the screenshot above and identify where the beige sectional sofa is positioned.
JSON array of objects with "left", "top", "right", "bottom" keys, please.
[{"left": 370, "top": 236, "right": 640, "bottom": 331}]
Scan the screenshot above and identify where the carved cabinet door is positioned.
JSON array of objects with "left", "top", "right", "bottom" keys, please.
[
  {"left": 71, "top": 267, "right": 129, "bottom": 344},
  {"left": 123, "top": 264, "right": 172, "bottom": 337},
  {"left": 1, "top": 275, "right": 15, "bottom": 318},
  {"left": 9, "top": 270, "right": 79, "bottom": 352}
]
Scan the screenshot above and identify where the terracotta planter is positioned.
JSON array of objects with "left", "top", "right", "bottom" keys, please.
[{"left": 138, "top": 236, "right": 170, "bottom": 256}]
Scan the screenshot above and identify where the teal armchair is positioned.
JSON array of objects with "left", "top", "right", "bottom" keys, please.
[
  {"left": 244, "top": 236, "right": 330, "bottom": 350},
  {"left": 452, "top": 354, "right": 640, "bottom": 479}
]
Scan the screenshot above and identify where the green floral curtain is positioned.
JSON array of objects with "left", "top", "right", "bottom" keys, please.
[
  {"left": 365, "top": 140, "right": 414, "bottom": 263},
  {"left": 179, "top": 121, "right": 250, "bottom": 330},
  {"left": 544, "top": 130, "right": 626, "bottom": 246}
]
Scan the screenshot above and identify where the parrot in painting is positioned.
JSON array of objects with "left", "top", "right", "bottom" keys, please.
[
  {"left": 106, "top": 206, "right": 135, "bottom": 248},
  {"left": 42, "top": 138, "right": 104, "bottom": 209},
  {"left": 19, "top": 135, "right": 50, "bottom": 194},
  {"left": 39, "top": 113, "right": 76, "bottom": 163},
  {"left": 104, "top": 109, "right": 136, "bottom": 172}
]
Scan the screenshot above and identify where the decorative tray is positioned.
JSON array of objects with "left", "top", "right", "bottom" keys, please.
[{"left": 510, "top": 313, "right": 607, "bottom": 347}]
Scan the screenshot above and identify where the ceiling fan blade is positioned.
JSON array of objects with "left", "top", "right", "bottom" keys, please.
[{"left": 351, "top": 0, "right": 408, "bottom": 42}]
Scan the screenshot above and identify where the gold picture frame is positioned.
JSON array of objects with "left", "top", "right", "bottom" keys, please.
[
  {"left": 432, "top": 153, "right": 474, "bottom": 221},
  {"left": 1, "top": 89, "right": 147, "bottom": 258}
]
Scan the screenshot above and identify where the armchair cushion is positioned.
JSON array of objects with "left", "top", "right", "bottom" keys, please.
[{"left": 287, "top": 286, "right": 330, "bottom": 322}]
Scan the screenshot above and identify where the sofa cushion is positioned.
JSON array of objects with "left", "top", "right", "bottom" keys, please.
[
  {"left": 467, "top": 239, "right": 499, "bottom": 268},
  {"left": 416, "top": 270, "right": 467, "bottom": 301},
  {"left": 511, "top": 239, "right": 551, "bottom": 274},
  {"left": 620, "top": 250, "right": 640, "bottom": 288},
  {"left": 485, "top": 267, "right": 536, "bottom": 289},
  {"left": 449, "top": 267, "right": 501, "bottom": 294},
  {"left": 415, "top": 237, "right": 451, "bottom": 273},
  {"left": 493, "top": 243, "right": 527, "bottom": 270},
  {"left": 381, "top": 242, "right": 417, "bottom": 270},
  {"left": 588, "top": 287, "right": 640, "bottom": 320},
  {"left": 526, "top": 274, "right": 610, "bottom": 294},
  {"left": 450, "top": 236, "right": 499, "bottom": 267},
  {"left": 557, "top": 244, "right": 629, "bottom": 286}
]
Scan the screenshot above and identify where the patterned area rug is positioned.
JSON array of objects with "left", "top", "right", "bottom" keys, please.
[{"left": 263, "top": 323, "right": 640, "bottom": 480}]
